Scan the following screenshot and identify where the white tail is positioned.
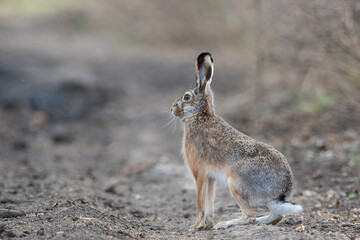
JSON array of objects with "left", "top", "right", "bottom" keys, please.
[{"left": 268, "top": 200, "right": 303, "bottom": 215}]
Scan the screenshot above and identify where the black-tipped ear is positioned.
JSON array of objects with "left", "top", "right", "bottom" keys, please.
[{"left": 195, "top": 51, "right": 214, "bottom": 92}]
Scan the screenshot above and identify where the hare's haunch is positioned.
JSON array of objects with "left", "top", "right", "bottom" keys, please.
[{"left": 171, "top": 52, "right": 303, "bottom": 231}]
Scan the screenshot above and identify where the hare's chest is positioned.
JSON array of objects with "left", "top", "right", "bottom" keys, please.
[
  {"left": 183, "top": 138, "right": 228, "bottom": 184},
  {"left": 183, "top": 139, "right": 199, "bottom": 165}
]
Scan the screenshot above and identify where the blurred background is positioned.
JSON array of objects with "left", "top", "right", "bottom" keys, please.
[{"left": 0, "top": 0, "right": 359, "bottom": 239}]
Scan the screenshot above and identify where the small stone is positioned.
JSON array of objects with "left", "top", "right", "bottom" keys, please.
[
  {"left": 183, "top": 213, "right": 191, "bottom": 218},
  {"left": 6, "top": 230, "right": 17, "bottom": 238},
  {"left": 284, "top": 217, "right": 299, "bottom": 225},
  {"left": 52, "top": 134, "right": 73, "bottom": 144},
  {"left": 137, "top": 233, "right": 145, "bottom": 238},
  {"left": 295, "top": 224, "right": 305, "bottom": 231},
  {"left": 302, "top": 190, "right": 316, "bottom": 197},
  {"left": 12, "top": 141, "right": 28, "bottom": 151},
  {"left": 105, "top": 185, "right": 116, "bottom": 194},
  {"left": 37, "top": 228, "right": 45, "bottom": 236}
]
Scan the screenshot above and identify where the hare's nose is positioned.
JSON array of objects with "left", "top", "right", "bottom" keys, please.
[{"left": 170, "top": 103, "right": 176, "bottom": 112}]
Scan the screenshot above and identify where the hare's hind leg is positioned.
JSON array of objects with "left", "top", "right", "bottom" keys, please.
[
  {"left": 215, "top": 178, "right": 255, "bottom": 229},
  {"left": 256, "top": 201, "right": 284, "bottom": 225},
  {"left": 256, "top": 200, "right": 303, "bottom": 225},
  {"left": 256, "top": 213, "right": 283, "bottom": 225}
]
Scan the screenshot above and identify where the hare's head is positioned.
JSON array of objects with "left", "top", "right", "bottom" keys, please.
[{"left": 171, "top": 52, "right": 215, "bottom": 120}]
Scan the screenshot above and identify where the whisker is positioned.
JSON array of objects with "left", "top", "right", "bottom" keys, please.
[
  {"left": 161, "top": 110, "right": 171, "bottom": 114},
  {"left": 162, "top": 115, "right": 176, "bottom": 129},
  {"left": 170, "top": 118, "right": 178, "bottom": 138}
]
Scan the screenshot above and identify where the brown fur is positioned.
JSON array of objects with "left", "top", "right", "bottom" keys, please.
[{"left": 171, "top": 52, "right": 301, "bottom": 230}]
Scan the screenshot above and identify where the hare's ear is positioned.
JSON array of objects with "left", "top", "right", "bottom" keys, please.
[{"left": 195, "top": 51, "right": 214, "bottom": 92}]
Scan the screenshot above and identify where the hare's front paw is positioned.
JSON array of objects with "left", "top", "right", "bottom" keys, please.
[
  {"left": 190, "top": 222, "right": 204, "bottom": 231},
  {"left": 189, "top": 219, "right": 214, "bottom": 231}
]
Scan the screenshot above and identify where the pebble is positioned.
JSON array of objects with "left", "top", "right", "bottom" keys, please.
[
  {"left": 6, "top": 230, "right": 17, "bottom": 238},
  {"left": 37, "top": 228, "right": 45, "bottom": 236}
]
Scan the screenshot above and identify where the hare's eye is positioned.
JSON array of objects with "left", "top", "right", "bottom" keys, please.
[{"left": 183, "top": 94, "right": 191, "bottom": 101}]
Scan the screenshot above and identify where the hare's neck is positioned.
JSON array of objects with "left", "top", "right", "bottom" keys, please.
[
  {"left": 183, "top": 112, "right": 206, "bottom": 125},
  {"left": 183, "top": 113, "right": 214, "bottom": 140},
  {"left": 182, "top": 120, "right": 202, "bottom": 154}
]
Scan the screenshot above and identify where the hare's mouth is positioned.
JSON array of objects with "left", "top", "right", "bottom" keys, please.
[
  {"left": 172, "top": 110, "right": 182, "bottom": 119},
  {"left": 170, "top": 106, "right": 180, "bottom": 118}
]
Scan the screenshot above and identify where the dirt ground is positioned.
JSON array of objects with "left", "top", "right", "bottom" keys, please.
[{"left": 1, "top": 13, "right": 360, "bottom": 240}]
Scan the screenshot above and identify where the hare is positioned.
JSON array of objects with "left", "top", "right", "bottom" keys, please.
[{"left": 170, "top": 52, "right": 303, "bottom": 230}]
